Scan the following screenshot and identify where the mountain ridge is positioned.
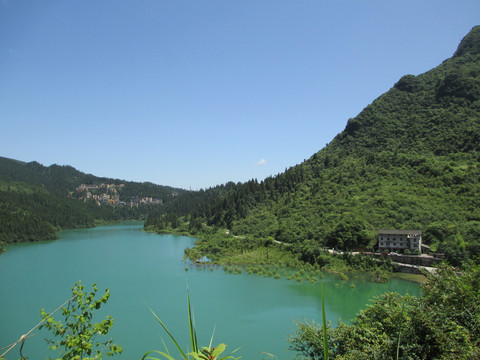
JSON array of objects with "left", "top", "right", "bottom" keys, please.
[
  {"left": 0, "top": 156, "right": 186, "bottom": 245},
  {"left": 145, "top": 25, "right": 480, "bottom": 267},
  {"left": 0, "top": 155, "right": 183, "bottom": 196},
  {"left": 2, "top": 26, "right": 480, "bottom": 267},
  {"left": 454, "top": 25, "right": 480, "bottom": 57}
]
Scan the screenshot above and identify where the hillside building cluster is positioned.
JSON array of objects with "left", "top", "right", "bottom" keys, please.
[
  {"left": 76, "top": 183, "right": 125, "bottom": 191},
  {"left": 76, "top": 183, "right": 162, "bottom": 207}
]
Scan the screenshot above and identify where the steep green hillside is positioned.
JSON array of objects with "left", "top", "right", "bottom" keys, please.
[
  {"left": 148, "top": 26, "right": 480, "bottom": 267},
  {"left": 0, "top": 157, "right": 184, "bottom": 244}
]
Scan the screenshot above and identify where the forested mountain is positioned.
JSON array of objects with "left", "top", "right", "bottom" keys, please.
[
  {"left": 147, "top": 26, "right": 480, "bottom": 266},
  {"left": 3, "top": 27, "right": 480, "bottom": 266},
  {"left": 0, "top": 157, "right": 185, "bottom": 244},
  {"left": 0, "top": 157, "right": 182, "bottom": 200}
]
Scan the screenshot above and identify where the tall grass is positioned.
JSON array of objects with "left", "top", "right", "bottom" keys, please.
[
  {"left": 143, "top": 290, "right": 240, "bottom": 360},
  {"left": 321, "top": 280, "right": 329, "bottom": 360}
]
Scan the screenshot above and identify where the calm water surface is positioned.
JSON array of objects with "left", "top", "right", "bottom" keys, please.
[{"left": 0, "top": 223, "right": 421, "bottom": 359}]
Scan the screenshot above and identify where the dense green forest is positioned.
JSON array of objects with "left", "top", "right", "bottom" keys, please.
[
  {"left": 0, "top": 157, "right": 185, "bottom": 244},
  {"left": 146, "top": 26, "right": 480, "bottom": 268}
]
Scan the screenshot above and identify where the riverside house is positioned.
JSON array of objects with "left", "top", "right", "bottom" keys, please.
[{"left": 377, "top": 229, "right": 422, "bottom": 252}]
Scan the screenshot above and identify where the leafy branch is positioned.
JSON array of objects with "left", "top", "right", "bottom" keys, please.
[{"left": 39, "top": 281, "right": 123, "bottom": 360}]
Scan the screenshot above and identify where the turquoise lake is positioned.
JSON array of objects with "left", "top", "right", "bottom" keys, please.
[{"left": 0, "top": 223, "right": 421, "bottom": 359}]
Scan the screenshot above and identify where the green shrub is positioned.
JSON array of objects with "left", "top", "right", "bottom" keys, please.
[{"left": 39, "top": 281, "right": 123, "bottom": 360}]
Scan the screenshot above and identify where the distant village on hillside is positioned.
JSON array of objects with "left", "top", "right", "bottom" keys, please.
[{"left": 75, "top": 183, "right": 173, "bottom": 207}]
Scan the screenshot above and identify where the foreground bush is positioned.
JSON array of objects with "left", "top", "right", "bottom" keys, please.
[{"left": 289, "top": 265, "right": 480, "bottom": 359}]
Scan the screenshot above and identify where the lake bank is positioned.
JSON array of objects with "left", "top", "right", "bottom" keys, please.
[
  {"left": 0, "top": 223, "right": 421, "bottom": 360},
  {"left": 153, "top": 225, "right": 418, "bottom": 284}
]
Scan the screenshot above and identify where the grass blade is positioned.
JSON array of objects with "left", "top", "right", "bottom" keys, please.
[
  {"left": 208, "top": 324, "right": 217, "bottom": 349},
  {"left": 148, "top": 307, "right": 189, "bottom": 360},
  {"left": 321, "top": 279, "right": 329, "bottom": 360},
  {"left": 142, "top": 350, "right": 176, "bottom": 360},
  {"left": 187, "top": 289, "right": 199, "bottom": 353}
]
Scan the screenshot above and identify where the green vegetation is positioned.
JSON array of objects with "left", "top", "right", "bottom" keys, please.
[
  {"left": 39, "top": 281, "right": 123, "bottom": 360},
  {"left": 175, "top": 222, "right": 396, "bottom": 278},
  {"left": 321, "top": 280, "right": 329, "bottom": 360},
  {"left": 289, "top": 265, "right": 480, "bottom": 359},
  {"left": 146, "top": 26, "right": 480, "bottom": 269},
  {"left": 143, "top": 290, "right": 240, "bottom": 360},
  {"left": 0, "top": 157, "right": 184, "bottom": 245},
  {"left": 0, "top": 181, "right": 116, "bottom": 242}
]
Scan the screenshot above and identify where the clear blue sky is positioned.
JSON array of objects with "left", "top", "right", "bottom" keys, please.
[{"left": 1, "top": 1, "right": 479, "bottom": 190}]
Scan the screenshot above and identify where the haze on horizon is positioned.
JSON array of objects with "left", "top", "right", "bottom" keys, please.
[{"left": 1, "top": 1, "right": 479, "bottom": 190}]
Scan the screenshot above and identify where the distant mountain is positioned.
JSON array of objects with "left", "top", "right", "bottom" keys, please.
[
  {"left": 0, "top": 157, "right": 182, "bottom": 198},
  {"left": 0, "top": 156, "right": 186, "bottom": 244},
  {"left": 148, "top": 26, "right": 480, "bottom": 266}
]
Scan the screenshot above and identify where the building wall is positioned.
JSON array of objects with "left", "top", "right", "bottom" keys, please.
[{"left": 378, "top": 230, "right": 422, "bottom": 252}]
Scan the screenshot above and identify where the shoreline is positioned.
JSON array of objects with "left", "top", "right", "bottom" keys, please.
[
  {"left": 148, "top": 225, "right": 428, "bottom": 285},
  {"left": 1, "top": 220, "right": 146, "bottom": 253}
]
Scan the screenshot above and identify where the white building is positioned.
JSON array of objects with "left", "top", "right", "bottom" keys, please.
[{"left": 377, "top": 229, "right": 422, "bottom": 252}]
